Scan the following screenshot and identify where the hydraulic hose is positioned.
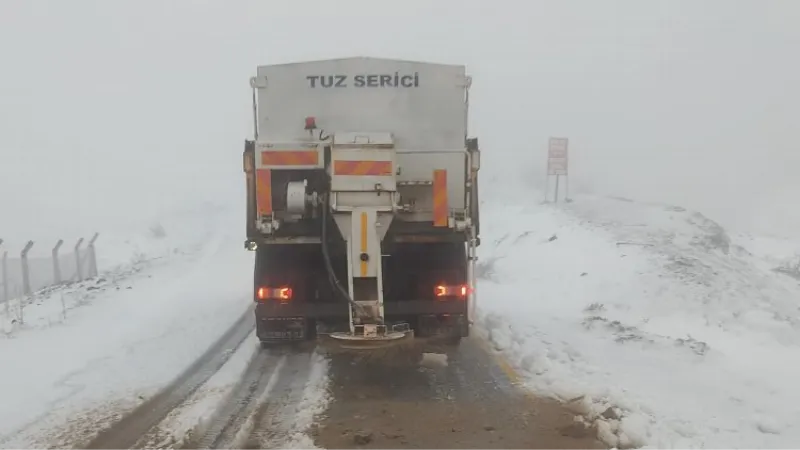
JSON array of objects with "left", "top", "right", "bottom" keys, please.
[{"left": 320, "top": 192, "right": 368, "bottom": 317}]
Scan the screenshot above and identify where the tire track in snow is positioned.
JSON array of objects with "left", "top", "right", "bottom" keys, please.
[
  {"left": 190, "top": 350, "right": 285, "bottom": 449},
  {"left": 187, "top": 344, "right": 321, "bottom": 449},
  {"left": 243, "top": 349, "right": 319, "bottom": 449},
  {"left": 82, "top": 306, "right": 255, "bottom": 449}
]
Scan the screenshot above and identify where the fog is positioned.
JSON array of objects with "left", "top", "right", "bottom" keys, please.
[{"left": 2, "top": 0, "right": 799, "bottom": 245}]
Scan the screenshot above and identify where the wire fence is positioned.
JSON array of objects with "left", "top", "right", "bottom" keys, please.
[{"left": 0, "top": 233, "right": 99, "bottom": 305}]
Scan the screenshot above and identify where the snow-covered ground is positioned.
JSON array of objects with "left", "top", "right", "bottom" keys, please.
[
  {"left": 9, "top": 179, "right": 800, "bottom": 449},
  {"left": 0, "top": 204, "right": 256, "bottom": 448},
  {"left": 477, "top": 193, "right": 800, "bottom": 448}
]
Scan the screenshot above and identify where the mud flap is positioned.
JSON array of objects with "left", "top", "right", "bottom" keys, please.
[{"left": 418, "top": 314, "right": 468, "bottom": 339}]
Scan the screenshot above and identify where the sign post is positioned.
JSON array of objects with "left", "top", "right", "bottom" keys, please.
[{"left": 544, "top": 137, "right": 569, "bottom": 203}]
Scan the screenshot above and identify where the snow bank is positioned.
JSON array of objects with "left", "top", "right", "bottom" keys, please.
[
  {"left": 476, "top": 194, "right": 800, "bottom": 448},
  {"left": 0, "top": 205, "right": 254, "bottom": 448}
]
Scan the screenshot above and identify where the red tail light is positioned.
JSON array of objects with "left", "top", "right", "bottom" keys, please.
[
  {"left": 257, "top": 286, "right": 293, "bottom": 301},
  {"left": 434, "top": 284, "right": 470, "bottom": 299}
]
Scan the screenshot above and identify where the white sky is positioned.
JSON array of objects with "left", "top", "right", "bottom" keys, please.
[{"left": 1, "top": 0, "right": 799, "bottom": 245}]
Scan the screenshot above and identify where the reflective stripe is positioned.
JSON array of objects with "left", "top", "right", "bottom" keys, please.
[
  {"left": 432, "top": 169, "right": 448, "bottom": 227},
  {"left": 261, "top": 150, "right": 319, "bottom": 166},
  {"left": 255, "top": 169, "right": 273, "bottom": 215},
  {"left": 333, "top": 160, "right": 393, "bottom": 176}
]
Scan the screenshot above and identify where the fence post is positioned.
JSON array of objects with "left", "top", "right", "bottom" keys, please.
[
  {"left": 88, "top": 232, "right": 100, "bottom": 278},
  {"left": 21, "top": 240, "right": 34, "bottom": 296},
  {"left": 0, "top": 239, "right": 5, "bottom": 305},
  {"left": 52, "top": 239, "right": 64, "bottom": 285},
  {"left": 2, "top": 249, "right": 7, "bottom": 306},
  {"left": 74, "top": 238, "right": 85, "bottom": 282}
]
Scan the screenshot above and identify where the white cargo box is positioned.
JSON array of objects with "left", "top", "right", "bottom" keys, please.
[{"left": 252, "top": 57, "right": 469, "bottom": 151}]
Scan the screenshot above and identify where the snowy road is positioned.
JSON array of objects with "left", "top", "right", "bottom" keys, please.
[
  {"left": 84, "top": 308, "right": 255, "bottom": 449},
  {"left": 314, "top": 336, "right": 602, "bottom": 449},
  {"left": 78, "top": 331, "right": 601, "bottom": 449}
]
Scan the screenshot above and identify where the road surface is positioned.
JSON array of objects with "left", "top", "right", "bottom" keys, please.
[
  {"left": 313, "top": 337, "right": 603, "bottom": 449},
  {"left": 78, "top": 317, "right": 603, "bottom": 449}
]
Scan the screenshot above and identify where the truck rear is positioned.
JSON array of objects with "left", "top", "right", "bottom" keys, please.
[{"left": 242, "top": 57, "right": 481, "bottom": 347}]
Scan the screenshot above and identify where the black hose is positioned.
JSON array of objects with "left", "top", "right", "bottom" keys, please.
[{"left": 320, "top": 192, "right": 368, "bottom": 317}]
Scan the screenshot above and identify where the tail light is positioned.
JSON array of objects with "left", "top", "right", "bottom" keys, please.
[
  {"left": 434, "top": 284, "right": 471, "bottom": 299},
  {"left": 257, "top": 286, "right": 293, "bottom": 302}
]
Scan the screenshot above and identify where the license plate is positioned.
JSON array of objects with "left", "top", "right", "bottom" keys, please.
[{"left": 263, "top": 329, "right": 304, "bottom": 339}]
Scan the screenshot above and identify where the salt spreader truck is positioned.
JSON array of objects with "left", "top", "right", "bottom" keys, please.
[{"left": 242, "top": 57, "right": 481, "bottom": 348}]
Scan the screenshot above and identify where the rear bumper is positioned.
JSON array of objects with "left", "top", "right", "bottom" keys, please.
[
  {"left": 254, "top": 299, "right": 468, "bottom": 319},
  {"left": 254, "top": 299, "right": 469, "bottom": 341}
]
